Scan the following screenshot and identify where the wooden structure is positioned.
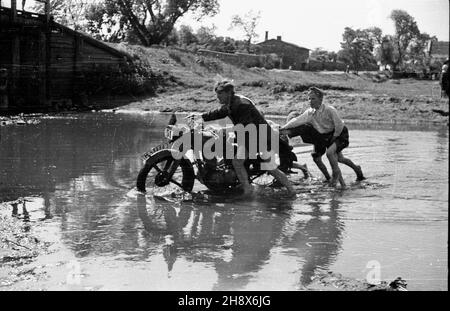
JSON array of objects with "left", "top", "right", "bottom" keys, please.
[{"left": 0, "top": 1, "right": 131, "bottom": 112}]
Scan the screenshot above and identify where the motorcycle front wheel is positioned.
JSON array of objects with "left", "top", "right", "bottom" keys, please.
[{"left": 136, "top": 150, "right": 195, "bottom": 194}]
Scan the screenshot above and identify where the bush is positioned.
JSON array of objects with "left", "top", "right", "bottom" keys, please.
[
  {"left": 81, "top": 60, "right": 163, "bottom": 97},
  {"left": 271, "top": 82, "right": 353, "bottom": 94},
  {"left": 241, "top": 80, "right": 266, "bottom": 87},
  {"left": 167, "top": 50, "right": 185, "bottom": 66},
  {"left": 196, "top": 56, "right": 223, "bottom": 73},
  {"left": 264, "top": 54, "right": 281, "bottom": 70}
]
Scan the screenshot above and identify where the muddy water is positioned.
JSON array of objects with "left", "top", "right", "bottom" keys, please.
[{"left": 0, "top": 112, "right": 447, "bottom": 291}]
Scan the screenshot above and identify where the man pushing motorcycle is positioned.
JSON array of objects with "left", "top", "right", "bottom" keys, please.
[{"left": 191, "top": 80, "right": 295, "bottom": 197}]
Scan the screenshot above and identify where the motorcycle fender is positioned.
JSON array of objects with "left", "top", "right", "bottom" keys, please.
[{"left": 144, "top": 149, "right": 193, "bottom": 167}]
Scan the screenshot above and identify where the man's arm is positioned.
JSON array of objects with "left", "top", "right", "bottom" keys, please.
[
  {"left": 201, "top": 105, "right": 229, "bottom": 122},
  {"left": 281, "top": 110, "right": 311, "bottom": 130}
]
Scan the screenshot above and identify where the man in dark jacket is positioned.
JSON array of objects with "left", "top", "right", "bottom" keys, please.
[{"left": 200, "top": 80, "right": 295, "bottom": 197}]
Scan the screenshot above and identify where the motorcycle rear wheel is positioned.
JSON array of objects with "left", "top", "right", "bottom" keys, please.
[{"left": 136, "top": 150, "right": 195, "bottom": 194}]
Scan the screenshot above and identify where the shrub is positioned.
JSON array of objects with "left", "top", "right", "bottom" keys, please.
[
  {"left": 168, "top": 50, "right": 185, "bottom": 66},
  {"left": 271, "top": 82, "right": 353, "bottom": 94},
  {"left": 81, "top": 60, "right": 163, "bottom": 97},
  {"left": 195, "top": 56, "right": 223, "bottom": 73},
  {"left": 241, "top": 80, "right": 266, "bottom": 87}
]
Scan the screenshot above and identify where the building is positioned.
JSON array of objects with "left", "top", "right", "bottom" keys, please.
[
  {"left": 256, "top": 32, "right": 310, "bottom": 70},
  {"left": 0, "top": 2, "right": 131, "bottom": 112}
]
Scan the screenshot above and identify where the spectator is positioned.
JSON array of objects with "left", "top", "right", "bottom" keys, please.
[{"left": 440, "top": 59, "right": 449, "bottom": 99}]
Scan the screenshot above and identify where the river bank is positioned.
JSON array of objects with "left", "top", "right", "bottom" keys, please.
[
  {"left": 2, "top": 45, "right": 449, "bottom": 126},
  {"left": 1, "top": 85, "right": 448, "bottom": 128},
  {"left": 115, "top": 84, "right": 449, "bottom": 124},
  {"left": 105, "top": 45, "right": 449, "bottom": 124}
]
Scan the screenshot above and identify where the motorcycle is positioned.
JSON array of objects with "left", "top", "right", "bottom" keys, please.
[{"left": 136, "top": 113, "right": 298, "bottom": 194}]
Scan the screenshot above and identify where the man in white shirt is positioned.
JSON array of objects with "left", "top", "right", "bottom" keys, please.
[{"left": 280, "top": 87, "right": 364, "bottom": 188}]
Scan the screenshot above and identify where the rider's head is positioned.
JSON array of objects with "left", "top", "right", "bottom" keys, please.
[
  {"left": 214, "top": 80, "right": 235, "bottom": 105},
  {"left": 307, "top": 87, "right": 324, "bottom": 109}
]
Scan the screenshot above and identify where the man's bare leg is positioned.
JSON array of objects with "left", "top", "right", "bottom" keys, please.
[
  {"left": 232, "top": 158, "right": 253, "bottom": 195},
  {"left": 337, "top": 153, "right": 365, "bottom": 181},
  {"left": 326, "top": 145, "right": 346, "bottom": 188},
  {"left": 292, "top": 162, "right": 309, "bottom": 178},
  {"left": 269, "top": 168, "right": 296, "bottom": 196},
  {"left": 313, "top": 156, "right": 331, "bottom": 182},
  {"left": 233, "top": 145, "right": 254, "bottom": 196}
]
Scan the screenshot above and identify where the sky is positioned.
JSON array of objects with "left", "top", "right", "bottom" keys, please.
[
  {"left": 179, "top": 0, "right": 449, "bottom": 51},
  {"left": 2, "top": 0, "right": 449, "bottom": 52}
]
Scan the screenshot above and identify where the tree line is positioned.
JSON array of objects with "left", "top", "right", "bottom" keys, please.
[
  {"left": 31, "top": 1, "right": 442, "bottom": 73},
  {"left": 31, "top": 0, "right": 261, "bottom": 53},
  {"left": 333, "top": 10, "right": 439, "bottom": 73}
]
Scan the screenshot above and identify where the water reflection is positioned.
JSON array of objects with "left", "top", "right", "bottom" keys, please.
[
  {"left": 0, "top": 113, "right": 166, "bottom": 202},
  {"left": 291, "top": 198, "right": 344, "bottom": 287},
  {"left": 0, "top": 113, "right": 447, "bottom": 290},
  {"left": 435, "top": 127, "right": 449, "bottom": 162},
  {"left": 134, "top": 191, "right": 345, "bottom": 290},
  {"left": 11, "top": 199, "right": 30, "bottom": 221}
]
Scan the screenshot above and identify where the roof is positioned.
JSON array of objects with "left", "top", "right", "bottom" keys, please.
[
  {"left": 53, "top": 23, "right": 132, "bottom": 61},
  {"left": 430, "top": 41, "right": 449, "bottom": 56},
  {"left": 256, "top": 39, "right": 310, "bottom": 51},
  {"left": 0, "top": 7, "right": 131, "bottom": 61}
]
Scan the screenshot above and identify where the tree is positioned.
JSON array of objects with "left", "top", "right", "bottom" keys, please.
[
  {"left": 86, "top": 0, "right": 219, "bottom": 46},
  {"left": 310, "top": 48, "right": 337, "bottom": 62},
  {"left": 229, "top": 10, "right": 261, "bottom": 52},
  {"left": 203, "top": 36, "right": 236, "bottom": 53},
  {"left": 178, "top": 24, "right": 198, "bottom": 46},
  {"left": 162, "top": 27, "right": 179, "bottom": 46},
  {"left": 373, "top": 35, "right": 398, "bottom": 69},
  {"left": 85, "top": 1, "right": 131, "bottom": 42},
  {"left": 337, "top": 27, "right": 376, "bottom": 72},
  {"left": 196, "top": 25, "right": 217, "bottom": 45},
  {"left": 389, "top": 10, "right": 421, "bottom": 70},
  {"left": 30, "top": 0, "right": 92, "bottom": 31},
  {"left": 365, "top": 27, "right": 383, "bottom": 46},
  {"left": 405, "top": 32, "right": 434, "bottom": 72}
]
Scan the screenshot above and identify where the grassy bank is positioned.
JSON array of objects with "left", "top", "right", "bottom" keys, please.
[
  {"left": 103, "top": 44, "right": 449, "bottom": 125},
  {"left": 1, "top": 44, "right": 448, "bottom": 125}
]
